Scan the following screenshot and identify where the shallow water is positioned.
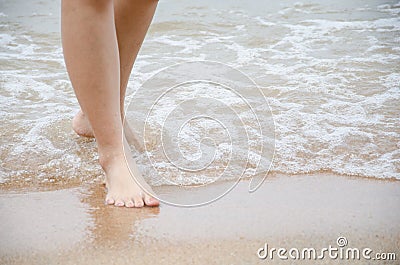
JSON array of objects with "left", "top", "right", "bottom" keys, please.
[{"left": 0, "top": 0, "right": 399, "bottom": 187}]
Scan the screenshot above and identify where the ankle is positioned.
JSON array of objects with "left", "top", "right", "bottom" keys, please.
[{"left": 98, "top": 146, "right": 125, "bottom": 170}]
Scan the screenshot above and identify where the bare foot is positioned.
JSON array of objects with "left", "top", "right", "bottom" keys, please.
[
  {"left": 73, "top": 110, "right": 144, "bottom": 152},
  {"left": 72, "top": 110, "right": 93, "bottom": 138},
  {"left": 100, "top": 149, "right": 159, "bottom": 208}
]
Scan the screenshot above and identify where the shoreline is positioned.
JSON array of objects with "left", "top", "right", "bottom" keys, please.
[
  {"left": 1, "top": 170, "right": 399, "bottom": 192},
  {"left": 1, "top": 173, "right": 399, "bottom": 264}
]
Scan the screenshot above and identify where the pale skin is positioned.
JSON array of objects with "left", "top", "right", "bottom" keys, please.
[{"left": 62, "top": 0, "right": 160, "bottom": 207}]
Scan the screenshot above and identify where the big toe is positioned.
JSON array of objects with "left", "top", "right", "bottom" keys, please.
[{"left": 144, "top": 193, "right": 160, "bottom": 207}]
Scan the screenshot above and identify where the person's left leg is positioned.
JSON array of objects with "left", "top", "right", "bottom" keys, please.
[{"left": 72, "top": 0, "right": 158, "bottom": 152}]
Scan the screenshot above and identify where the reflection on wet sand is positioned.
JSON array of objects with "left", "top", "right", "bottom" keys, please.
[{"left": 82, "top": 183, "right": 160, "bottom": 247}]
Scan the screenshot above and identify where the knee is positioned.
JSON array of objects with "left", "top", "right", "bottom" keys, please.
[{"left": 63, "top": 0, "right": 113, "bottom": 10}]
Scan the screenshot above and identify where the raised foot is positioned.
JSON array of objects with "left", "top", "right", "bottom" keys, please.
[
  {"left": 72, "top": 110, "right": 94, "bottom": 138},
  {"left": 101, "top": 153, "right": 159, "bottom": 208},
  {"left": 72, "top": 110, "right": 144, "bottom": 152}
]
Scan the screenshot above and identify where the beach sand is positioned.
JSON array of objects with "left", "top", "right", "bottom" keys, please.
[{"left": 0, "top": 173, "right": 399, "bottom": 264}]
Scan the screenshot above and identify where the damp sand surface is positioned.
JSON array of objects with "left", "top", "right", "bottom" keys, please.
[{"left": 1, "top": 174, "right": 399, "bottom": 265}]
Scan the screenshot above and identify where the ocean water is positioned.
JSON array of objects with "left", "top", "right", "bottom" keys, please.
[{"left": 0, "top": 0, "right": 399, "bottom": 187}]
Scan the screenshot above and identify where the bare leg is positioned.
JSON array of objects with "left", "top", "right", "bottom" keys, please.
[
  {"left": 62, "top": 0, "right": 159, "bottom": 207},
  {"left": 116, "top": 0, "right": 158, "bottom": 151},
  {"left": 72, "top": 0, "right": 158, "bottom": 153}
]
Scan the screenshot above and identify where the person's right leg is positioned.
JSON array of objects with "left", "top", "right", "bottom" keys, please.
[{"left": 62, "top": 0, "right": 159, "bottom": 207}]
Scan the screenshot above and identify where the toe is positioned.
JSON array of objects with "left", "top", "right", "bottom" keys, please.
[
  {"left": 125, "top": 200, "right": 135, "bottom": 208},
  {"left": 133, "top": 196, "right": 144, "bottom": 208},
  {"left": 105, "top": 197, "right": 115, "bottom": 205},
  {"left": 115, "top": 199, "right": 125, "bottom": 207},
  {"left": 144, "top": 193, "right": 160, "bottom": 207}
]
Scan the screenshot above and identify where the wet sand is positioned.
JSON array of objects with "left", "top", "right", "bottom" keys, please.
[{"left": 1, "top": 174, "right": 399, "bottom": 264}]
